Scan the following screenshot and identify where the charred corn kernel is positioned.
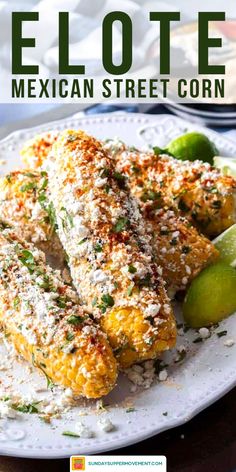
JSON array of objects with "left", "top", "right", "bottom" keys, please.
[
  {"left": 20, "top": 131, "right": 59, "bottom": 169},
  {"left": 0, "top": 227, "right": 117, "bottom": 398},
  {"left": 0, "top": 170, "right": 63, "bottom": 262},
  {"left": 46, "top": 130, "right": 176, "bottom": 368},
  {"left": 105, "top": 140, "right": 236, "bottom": 238},
  {"left": 18, "top": 134, "right": 218, "bottom": 293}
]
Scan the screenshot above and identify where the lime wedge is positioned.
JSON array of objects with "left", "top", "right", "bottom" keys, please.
[
  {"left": 183, "top": 262, "right": 236, "bottom": 328},
  {"left": 213, "top": 224, "right": 236, "bottom": 268},
  {"left": 214, "top": 156, "right": 236, "bottom": 178},
  {"left": 166, "top": 132, "right": 218, "bottom": 165}
]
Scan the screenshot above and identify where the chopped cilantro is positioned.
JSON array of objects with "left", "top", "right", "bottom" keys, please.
[
  {"left": 40, "top": 177, "right": 48, "bottom": 191},
  {"left": 92, "top": 296, "right": 98, "bottom": 307},
  {"left": 13, "top": 296, "right": 20, "bottom": 308},
  {"left": 128, "top": 264, "right": 137, "bottom": 274},
  {"left": 62, "top": 431, "right": 80, "bottom": 438},
  {"left": 18, "top": 249, "right": 35, "bottom": 273},
  {"left": 217, "top": 330, "right": 227, "bottom": 338},
  {"left": 56, "top": 297, "right": 67, "bottom": 308},
  {"left": 78, "top": 238, "right": 87, "bottom": 245},
  {"left": 141, "top": 190, "right": 161, "bottom": 203},
  {"left": 66, "top": 332, "right": 75, "bottom": 342},
  {"left": 44, "top": 202, "right": 58, "bottom": 231},
  {"left": 94, "top": 243, "right": 103, "bottom": 253},
  {"left": 60, "top": 207, "right": 74, "bottom": 228},
  {"left": 5, "top": 175, "right": 12, "bottom": 183},
  {"left": 100, "top": 167, "right": 110, "bottom": 178},
  {"left": 153, "top": 146, "right": 164, "bottom": 155},
  {"left": 113, "top": 217, "right": 129, "bottom": 233},
  {"left": 131, "top": 165, "right": 140, "bottom": 174},
  {"left": 23, "top": 172, "right": 37, "bottom": 178},
  {"left": 38, "top": 193, "right": 47, "bottom": 204},
  {"left": 113, "top": 171, "right": 126, "bottom": 189},
  {"left": 137, "top": 273, "right": 152, "bottom": 288},
  {"left": 127, "top": 284, "right": 134, "bottom": 296},
  {"left": 12, "top": 402, "right": 40, "bottom": 414},
  {"left": 36, "top": 275, "right": 52, "bottom": 291},
  {"left": 32, "top": 353, "right": 55, "bottom": 390},
  {"left": 67, "top": 315, "right": 84, "bottom": 326},
  {"left": 101, "top": 294, "right": 114, "bottom": 307},
  {"left": 98, "top": 294, "right": 114, "bottom": 313},
  {"left": 20, "top": 181, "right": 37, "bottom": 192}
]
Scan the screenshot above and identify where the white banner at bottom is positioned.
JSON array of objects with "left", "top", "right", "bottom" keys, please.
[{"left": 70, "top": 455, "right": 166, "bottom": 472}]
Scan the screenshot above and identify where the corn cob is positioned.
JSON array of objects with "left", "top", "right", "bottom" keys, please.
[
  {"left": 104, "top": 140, "right": 236, "bottom": 238},
  {"left": 0, "top": 227, "right": 117, "bottom": 398},
  {"left": 0, "top": 170, "right": 63, "bottom": 263},
  {"left": 46, "top": 130, "right": 176, "bottom": 368}
]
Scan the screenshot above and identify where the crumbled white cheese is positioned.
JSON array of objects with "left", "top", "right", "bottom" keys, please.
[
  {"left": 158, "top": 369, "right": 168, "bottom": 382},
  {"left": 223, "top": 339, "right": 235, "bottom": 347},
  {"left": 94, "top": 177, "right": 108, "bottom": 188},
  {"left": 97, "top": 417, "right": 114, "bottom": 432},
  {"left": 90, "top": 269, "right": 109, "bottom": 285},
  {"left": 0, "top": 401, "right": 17, "bottom": 419},
  {"left": 75, "top": 422, "right": 93, "bottom": 438},
  {"left": 199, "top": 327, "right": 210, "bottom": 339},
  {"left": 145, "top": 303, "right": 161, "bottom": 317}
]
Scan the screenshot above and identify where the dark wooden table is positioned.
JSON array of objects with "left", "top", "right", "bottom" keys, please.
[{"left": 1, "top": 387, "right": 235, "bottom": 472}]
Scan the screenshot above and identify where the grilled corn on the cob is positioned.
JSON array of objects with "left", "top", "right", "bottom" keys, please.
[
  {"left": 0, "top": 227, "right": 117, "bottom": 398},
  {"left": 46, "top": 130, "right": 176, "bottom": 368},
  {"left": 18, "top": 133, "right": 219, "bottom": 292},
  {"left": 0, "top": 170, "right": 63, "bottom": 262},
  {"left": 105, "top": 140, "right": 236, "bottom": 237}
]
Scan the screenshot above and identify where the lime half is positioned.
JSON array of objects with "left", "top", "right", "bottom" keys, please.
[
  {"left": 213, "top": 224, "right": 236, "bottom": 268},
  {"left": 166, "top": 132, "right": 218, "bottom": 165},
  {"left": 214, "top": 156, "right": 236, "bottom": 178},
  {"left": 183, "top": 262, "right": 236, "bottom": 328}
]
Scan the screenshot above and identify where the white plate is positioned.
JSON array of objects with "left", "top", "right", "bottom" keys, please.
[{"left": 0, "top": 112, "right": 236, "bottom": 459}]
